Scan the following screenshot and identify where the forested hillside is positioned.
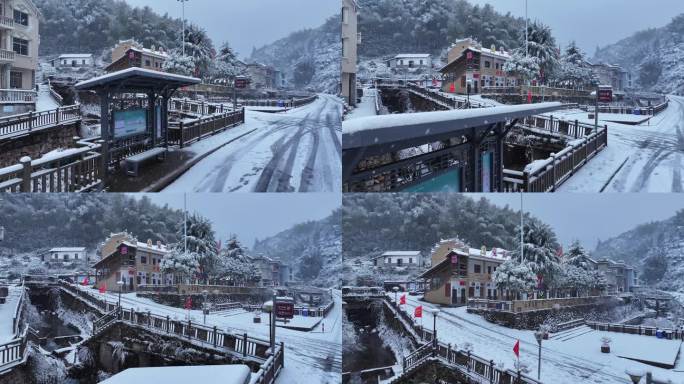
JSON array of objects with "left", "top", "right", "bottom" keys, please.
[
  {"left": 357, "top": 0, "right": 525, "bottom": 59},
  {"left": 0, "top": 195, "right": 182, "bottom": 253},
  {"left": 252, "top": 210, "right": 342, "bottom": 287}
]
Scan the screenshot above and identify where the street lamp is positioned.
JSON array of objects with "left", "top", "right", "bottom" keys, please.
[
  {"left": 425, "top": 307, "right": 439, "bottom": 350},
  {"left": 116, "top": 280, "right": 124, "bottom": 308},
  {"left": 534, "top": 328, "right": 544, "bottom": 380},
  {"left": 177, "top": 0, "right": 190, "bottom": 58},
  {"left": 202, "top": 289, "right": 208, "bottom": 324},
  {"left": 392, "top": 286, "right": 399, "bottom": 305}
]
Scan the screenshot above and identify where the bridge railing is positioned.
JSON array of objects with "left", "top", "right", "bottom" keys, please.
[
  {"left": 0, "top": 104, "right": 81, "bottom": 139},
  {"left": 578, "top": 100, "right": 669, "bottom": 116},
  {"left": 503, "top": 125, "right": 607, "bottom": 193},
  {"left": 586, "top": 321, "right": 684, "bottom": 340},
  {"left": 406, "top": 83, "right": 491, "bottom": 109},
  {"left": 0, "top": 138, "right": 103, "bottom": 193},
  {"left": 482, "top": 85, "right": 592, "bottom": 99},
  {"left": 0, "top": 325, "right": 29, "bottom": 372},
  {"left": 168, "top": 109, "right": 245, "bottom": 148},
  {"left": 384, "top": 298, "right": 542, "bottom": 384},
  {"left": 520, "top": 113, "right": 599, "bottom": 139},
  {"left": 169, "top": 98, "right": 231, "bottom": 116}
]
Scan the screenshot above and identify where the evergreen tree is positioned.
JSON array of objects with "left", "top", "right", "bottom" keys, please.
[
  {"left": 493, "top": 260, "right": 536, "bottom": 296},
  {"left": 163, "top": 50, "right": 196, "bottom": 76},
  {"left": 510, "top": 220, "right": 561, "bottom": 286},
  {"left": 503, "top": 51, "right": 541, "bottom": 83},
  {"left": 167, "top": 213, "right": 218, "bottom": 283},
  {"left": 217, "top": 235, "right": 260, "bottom": 284},
  {"left": 211, "top": 42, "right": 242, "bottom": 83}
]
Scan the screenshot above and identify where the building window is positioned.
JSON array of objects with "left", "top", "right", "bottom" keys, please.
[
  {"left": 64, "top": 254, "right": 69, "bottom": 261},
  {"left": 409, "top": 258, "right": 413, "bottom": 264},
  {"left": 145, "top": 59, "right": 151, "bottom": 67},
  {"left": 140, "top": 255, "right": 147, "bottom": 264},
  {"left": 13, "top": 10, "right": 28, "bottom": 26},
  {"left": 487, "top": 266, "right": 492, "bottom": 274},
  {"left": 474, "top": 264, "right": 481, "bottom": 273},
  {"left": 74, "top": 253, "right": 79, "bottom": 259},
  {"left": 484, "top": 61, "right": 491, "bottom": 68},
  {"left": 12, "top": 38, "right": 28, "bottom": 56},
  {"left": 82, "top": 60, "right": 86, "bottom": 65}
]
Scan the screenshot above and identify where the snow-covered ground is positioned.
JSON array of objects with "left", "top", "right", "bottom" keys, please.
[
  {"left": 73, "top": 285, "right": 342, "bottom": 384},
  {"left": 394, "top": 295, "right": 684, "bottom": 384},
  {"left": 164, "top": 94, "right": 342, "bottom": 193},
  {"left": 0, "top": 285, "right": 22, "bottom": 342},
  {"left": 559, "top": 95, "right": 684, "bottom": 193},
  {"left": 346, "top": 88, "right": 378, "bottom": 120},
  {"left": 36, "top": 84, "right": 60, "bottom": 112}
]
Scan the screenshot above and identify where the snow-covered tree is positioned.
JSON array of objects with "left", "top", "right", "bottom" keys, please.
[
  {"left": 216, "top": 235, "right": 260, "bottom": 284},
  {"left": 554, "top": 42, "right": 596, "bottom": 89},
  {"left": 182, "top": 24, "right": 215, "bottom": 78},
  {"left": 163, "top": 50, "right": 196, "bottom": 76},
  {"left": 493, "top": 260, "right": 537, "bottom": 297},
  {"left": 211, "top": 42, "right": 242, "bottom": 83},
  {"left": 161, "top": 214, "right": 217, "bottom": 283},
  {"left": 503, "top": 51, "right": 541, "bottom": 83},
  {"left": 564, "top": 240, "right": 591, "bottom": 270},
  {"left": 510, "top": 220, "right": 561, "bottom": 287},
  {"left": 160, "top": 248, "right": 199, "bottom": 284}
]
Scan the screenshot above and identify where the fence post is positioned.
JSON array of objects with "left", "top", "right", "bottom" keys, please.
[
  {"left": 243, "top": 333, "right": 248, "bottom": 357},
  {"left": 56, "top": 107, "right": 61, "bottom": 125},
  {"left": 20, "top": 156, "right": 31, "bottom": 192},
  {"left": 166, "top": 315, "right": 170, "bottom": 333},
  {"left": 280, "top": 341, "right": 285, "bottom": 368},
  {"left": 213, "top": 326, "right": 218, "bottom": 347},
  {"left": 490, "top": 359, "right": 495, "bottom": 383},
  {"left": 187, "top": 319, "right": 192, "bottom": 338},
  {"left": 179, "top": 121, "right": 185, "bottom": 149}
]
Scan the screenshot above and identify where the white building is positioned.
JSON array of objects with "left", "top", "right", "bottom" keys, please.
[
  {"left": 341, "top": 0, "right": 359, "bottom": 106},
  {"left": 46, "top": 247, "right": 87, "bottom": 262},
  {"left": 374, "top": 251, "right": 424, "bottom": 268},
  {"left": 386, "top": 54, "right": 432, "bottom": 70},
  {"left": 52, "top": 54, "right": 94, "bottom": 68}
]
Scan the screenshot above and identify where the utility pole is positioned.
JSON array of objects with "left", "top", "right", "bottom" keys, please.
[
  {"left": 520, "top": 192, "right": 524, "bottom": 263},
  {"left": 178, "top": 0, "right": 189, "bottom": 58},
  {"left": 525, "top": 0, "right": 529, "bottom": 58}
]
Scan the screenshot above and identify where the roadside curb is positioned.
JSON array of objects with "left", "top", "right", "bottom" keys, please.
[
  {"left": 600, "top": 156, "right": 631, "bottom": 193},
  {"left": 142, "top": 128, "right": 259, "bottom": 192}
]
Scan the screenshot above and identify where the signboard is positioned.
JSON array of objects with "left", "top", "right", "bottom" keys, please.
[
  {"left": 403, "top": 169, "right": 461, "bottom": 193},
  {"left": 113, "top": 109, "right": 147, "bottom": 138},
  {"left": 235, "top": 78, "right": 249, "bottom": 89},
  {"left": 275, "top": 300, "right": 295, "bottom": 319},
  {"left": 598, "top": 88, "right": 613, "bottom": 103}
]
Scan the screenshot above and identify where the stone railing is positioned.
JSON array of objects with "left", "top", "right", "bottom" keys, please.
[
  {"left": 0, "top": 49, "right": 15, "bottom": 62},
  {"left": 468, "top": 296, "right": 615, "bottom": 313},
  {"left": 586, "top": 321, "right": 684, "bottom": 340}
]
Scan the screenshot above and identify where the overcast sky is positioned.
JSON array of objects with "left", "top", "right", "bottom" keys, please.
[
  {"left": 138, "top": 194, "right": 340, "bottom": 249},
  {"left": 469, "top": 194, "right": 684, "bottom": 251},
  {"left": 123, "top": 0, "right": 338, "bottom": 59},
  {"left": 469, "top": 0, "right": 684, "bottom": 55}
]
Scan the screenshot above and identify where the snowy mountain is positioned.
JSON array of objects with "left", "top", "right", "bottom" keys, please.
[
  {"left": 356, "top": 0, "right": 525, "bottom": 60},
  {"left": 249, "top": 15, "right": 341, "bottom": 93},
  {"left": 593, "top": 210, "right": 684, "bottom": 292},
  {"left": 252, "top": 210, "right": 341, "bottom": 288},
  {"left": 593, "top": 14, "right": 684, "bottom": 94}
]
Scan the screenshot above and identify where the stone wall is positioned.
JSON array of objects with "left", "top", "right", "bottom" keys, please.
[{"left": 0, "top": 122, "right": 81, "bottom": 168}]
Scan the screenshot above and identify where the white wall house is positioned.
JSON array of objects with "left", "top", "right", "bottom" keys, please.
[
  {"left": 46, "top": 247, "right": 87, "bottom": 262},
  {"left": 53, "top": 54, "right": 94, "bottom": 68},
  {"left": 374, "top": 251, "right": 424, "bottom": 268},
  {"left": 387, "top": 54, "right": 432, "bottom": 70}
]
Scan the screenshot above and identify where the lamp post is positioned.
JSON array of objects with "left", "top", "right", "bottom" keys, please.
[
  {"left": 177, "top": 0, "right": 189, "bottom": 58},
  {"left": 262, "top": 298, "right": 274, "bottom": 354},
  {"left": 202, "top": 289, "right": 208, "bottom": 324},
  {"left": 116, "top": 280, "right": 124, "bottom": 308},
  {"left": 534, "top": 328, "right": 544, "bottom": 380},
  {"left": 425, "top": 307, "right": 439, "bottom": 351},
  {"left": 392, "top": 286, "right": 399, "bottom": 305},
  {"left": 525, "top": 0, "right": 529, "bottom": 58}
]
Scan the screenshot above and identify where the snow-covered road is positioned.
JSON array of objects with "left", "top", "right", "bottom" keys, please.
[
  {"left": 164, "top": 94, "right": 342, "bottom": 193},
  {"left": 559, "top": 95, "right": 684, "bottom": 193},
  {"left": 397, "top": 295, "right": 684, "bottom": 384},
  {"left": 75, "top": 285, "right": 341, "bottom": 384}
]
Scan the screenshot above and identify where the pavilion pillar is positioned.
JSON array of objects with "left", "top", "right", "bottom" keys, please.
[
  {"left": 161, "top": 92, "right": 170, "bottom": 149},
  {"left": 148, "top": 91, "right": 157, "bottom": 148},
  {"left": 469, "top": 128, "right": 482, "bottom": 192},
  {"left": 99, "top": 90, "right": 111, "bottom": 189},
  {"left": 495, "top": 123, "right": 505, "bottom": 192}
]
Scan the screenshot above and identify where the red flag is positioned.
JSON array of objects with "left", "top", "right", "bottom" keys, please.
[
  {"left": 513, "top": 340, "right": 520, "bottom": 358},
  {"left": 184, "top": 296, "right": 193, "bottom": 310},
  {"left": 99, "top": 283, "right": 106, "bottom": 294},
  {"left": 399, "top": 294, "right": 406, "bottom": 305},
  {"left": 449, "top": 83, "right": 456, "bottom": 93},
  {"left": 81, "top": 277, "right": 89, "bottom": 286},
  {"left": 414, "top": 305, "right": 423, "bottom": 318},
  {"left": 527, "top": 90, "right": 533, "bottom": 103}
]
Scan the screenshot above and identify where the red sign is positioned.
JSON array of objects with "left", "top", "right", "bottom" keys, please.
[
  {"left": 414, "top": 305, "right": 423, "bottom": 318},
  {"left": 399, "top": 294, "right": 406, "bottom": 305},
  {"left": 235, "top": 78, "right": 249, "bottom": 89},
  {"left": 275, "top": 301, "right": 295, "bottom": 319},
  {"left": 449, "top": 83, "right": 456, "bottom": 93},
  {"left": 184, "top": 296, "right": 193, "bottom": 310},
  {"left": 466, "top": 51, "right": 473, "bottom": 60},
  {"left": 451, "top": 254, "right": 458, "bottom": 264},
  {"left": 473, "top": 73, "right": 480, "bottom": 79},
  {"left": 598, "top": 89, "right": 613, "bottom": 103}
]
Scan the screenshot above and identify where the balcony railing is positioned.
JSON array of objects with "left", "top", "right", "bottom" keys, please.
[
  {"left": 0, "top": 89, "right": 36, "bottom": 103},
  {"left": 0, "top": 16, "right": 14, "bottom": 29},
  {"left": 0, "top": 49, "right": 15, "bottom": 62}
]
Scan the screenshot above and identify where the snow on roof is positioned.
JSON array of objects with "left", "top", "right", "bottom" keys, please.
[
  {"left": 121, "top": 240, "right": 168, "bottom": 254},
  {"left": 49, "top": 247, "right": 86, "bottom": 252},
  {"left": 382, "top": 251, "right": 422, "bottom": 257},
  {"left": 128, "top": 46, "right": 169, "bottom": 59},
  {"left": 75, "top": 67, "right": 200, "bottom": 90},
  {"left": 58, "top": 54, "right": 93, "bottom": 59},
  {"left": 394, "top": 54, "right": 431, "bottom": 59},
  {"left": 99, "top": 365, "right": 251, "bottom": 384}
]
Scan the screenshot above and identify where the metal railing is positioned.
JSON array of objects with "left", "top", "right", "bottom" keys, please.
[
  {"left": 503, "top": 125, "right": 607, "bottom": 192},
  {"left": 168, "top": 109, "right": 245, "bottom": 148},
  {"left": 586, "top": 321, "right": 684, "bottom": 340},
  {"left": 61, "top": 280, "right": 284, "bottom": 383},
  {"left": 519, "top": 113, "right": 600, "bottom": 139},
  {"left": 169, "top": 98, "right": 231, "bottom": 116},
  {"left": 383, "top": 298, "right": 543, "bottom": 384},
  {"left": 0, "top": 139, "right": 103, "bottom": 193},
  {"left": 0, "top": 104, "right": 80, "bottom": 138}
]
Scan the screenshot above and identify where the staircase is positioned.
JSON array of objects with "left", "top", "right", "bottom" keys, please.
[{"left": 92, "top": 307, "right": 121, "bottom": 337}]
